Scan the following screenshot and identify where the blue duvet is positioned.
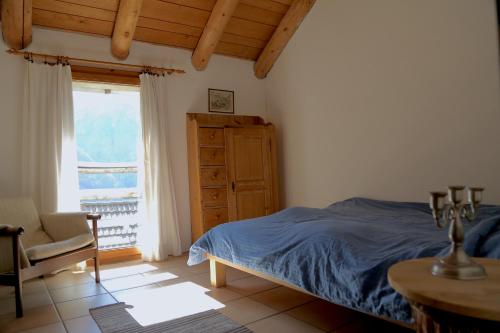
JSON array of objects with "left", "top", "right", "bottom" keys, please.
[{"left": 188, "top": 198, "right": 500, "bottom": 323}]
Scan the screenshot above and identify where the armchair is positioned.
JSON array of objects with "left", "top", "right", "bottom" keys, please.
[{"left": 0, "top": 197, "right": 101, "bottom": 318}]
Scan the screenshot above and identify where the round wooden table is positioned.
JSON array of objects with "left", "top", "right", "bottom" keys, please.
[{"left": 388, "top": 258, "right": 500, "bottom": 333}]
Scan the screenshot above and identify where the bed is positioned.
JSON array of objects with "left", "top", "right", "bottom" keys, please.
[{"left": 188, "top": 197, "right": 500, "bottom": 325}]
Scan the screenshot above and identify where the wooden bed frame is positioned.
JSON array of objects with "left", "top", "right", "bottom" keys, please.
[{"left": 207, "top": 253, "right": 414, "bottom": 330}]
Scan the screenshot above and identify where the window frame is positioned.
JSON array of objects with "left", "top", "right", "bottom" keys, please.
[
  {"left": 73, "top": 66, "right": 142, "bottom": 264},
  {"left": 72, "top": 65, "right": 140, "bottom": 86}
]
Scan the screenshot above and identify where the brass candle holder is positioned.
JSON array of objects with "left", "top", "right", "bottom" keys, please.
[{"left": 429, "top": 186, "right": 486, "bottom": 280}]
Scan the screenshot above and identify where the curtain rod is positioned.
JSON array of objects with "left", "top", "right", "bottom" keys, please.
[{"left": 6, "top": 49, "right": 186, "bottom": 75}]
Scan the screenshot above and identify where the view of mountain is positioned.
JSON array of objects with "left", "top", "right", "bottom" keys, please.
[{"left": 73, "top": 88, "right": 141, "bottom": 190}]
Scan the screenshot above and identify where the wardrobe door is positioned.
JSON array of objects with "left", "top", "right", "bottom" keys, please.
[{"left": 225, "top": 127, "right": 273, "bottom": 221}]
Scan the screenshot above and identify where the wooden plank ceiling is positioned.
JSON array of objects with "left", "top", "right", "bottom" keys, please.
[{"left": 2, "top": 0, "right": 316, "bottom": 78}]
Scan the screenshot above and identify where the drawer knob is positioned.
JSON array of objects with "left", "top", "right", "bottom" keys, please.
[
  {"left": 212, "top": 193, "right": 219, "bottom": 199},
  {"left": 210, "top": 133, "right": 216, "bottom": 139},
  {"left": 215, "top": 214, "right": 221, "bottom": 219}
]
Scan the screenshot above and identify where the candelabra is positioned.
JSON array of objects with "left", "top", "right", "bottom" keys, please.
[{"left": 429, "top": 186, "right": 486, "bottom": 280}]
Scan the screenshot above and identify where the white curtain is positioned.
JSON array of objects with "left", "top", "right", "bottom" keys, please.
[
  {"left": 22, "top": 62, "right": 80, "bottom": 213},
  {"left": 139, "top": 73, "right": 182, "bottom": 261}
]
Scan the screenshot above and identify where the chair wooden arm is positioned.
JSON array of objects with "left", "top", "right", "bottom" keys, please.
[
  {"left": 86, "top": 214, "right": 101, "bottom": 249},
  {"left": 0, "top": 226, "right": 24, "bottom": 237},
  {"left": 86, "top": 213, "right": 101, "bottom": 222}
]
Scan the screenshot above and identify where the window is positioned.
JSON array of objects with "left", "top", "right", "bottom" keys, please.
[{"left": 73, "top": 82, "right": 142, "bottom": 250}]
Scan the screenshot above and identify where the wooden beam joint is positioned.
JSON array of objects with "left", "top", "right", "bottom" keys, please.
[
  {"left": 192, "top": 0, "right": 240, "bottom": 71},
  {"left": 111, "top": 0, "right": 143, "bottom": 60},
  {"left": 254, "top": 0, "right": 316, "bottom": 79},
  {"left": 1, "top": 0, "right": 32, "bottom": 50}
]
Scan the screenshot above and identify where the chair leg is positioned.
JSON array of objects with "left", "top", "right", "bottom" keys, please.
[
  {"left": 94, "top": 252, "right": 100, "bottom": 283},
  {"left": 12, "top": 234, "right": 23, "bottom": 318},
  {"left": 14, "top": 275, "right": 23, "bottom": 318},
  {"left": 91, "top": 217, "right": 101, "bottom": 283}
]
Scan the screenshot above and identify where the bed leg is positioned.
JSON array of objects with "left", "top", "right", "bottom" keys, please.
[{"left": 210, "top": 259, "right": 226, "bottom": 288}]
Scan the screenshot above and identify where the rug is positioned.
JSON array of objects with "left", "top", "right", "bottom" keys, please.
[{"left": 89, "top": 303, "right": 253, "bottom": 333}]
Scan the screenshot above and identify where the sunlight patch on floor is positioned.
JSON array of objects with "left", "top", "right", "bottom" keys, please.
[
  {"left": 90, "top": 263, "right": 159, "bottom": 279},
  {"left": 116, "top": 281, "right": 225, "bottom": 326},
  {"left": 69, "top": 270, "right": 88, "bottom": 275}
]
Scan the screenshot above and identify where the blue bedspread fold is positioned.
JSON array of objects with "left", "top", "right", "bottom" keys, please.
[{"left": 188, "top": 197, "right": 500, "bottom": 323}]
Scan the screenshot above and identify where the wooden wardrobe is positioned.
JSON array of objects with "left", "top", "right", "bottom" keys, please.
[{"left": 187, "top": 113, "right": 279, "bottom": 242}]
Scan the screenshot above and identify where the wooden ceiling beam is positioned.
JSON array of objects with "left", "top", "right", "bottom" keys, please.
[
  {"left": 254, "top": 0, "right": 315, "bottom": 79},
  {"left": 111, "top": 0, "right": 143, "bottom": 60},
  {"left": 1, "top": 0, "right": 32, "bottom": 50},
  {"left": 192, "top": 0, "right": 239, "bottom": 71}
]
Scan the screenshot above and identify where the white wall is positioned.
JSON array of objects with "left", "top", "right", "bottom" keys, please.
[
  {"left": 266, "top": 0, "right": 500, "bottom": 207},
  {"left": 0, "top": 27, "right": 267, "bottom": 251},
  {"left": 1, "top": 0, "right": 499, "bottom": 250}
]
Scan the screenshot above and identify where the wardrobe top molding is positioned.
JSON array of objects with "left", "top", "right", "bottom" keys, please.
[
  {"left": 0, "top": 0, "right": 316, "bottom": 78},
  {"left": 186, "top": 113, "right": 267, "bottom": 128}
]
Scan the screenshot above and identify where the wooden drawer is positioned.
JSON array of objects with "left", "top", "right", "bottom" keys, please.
[
  {"left": 199, "top": 147, "right": 225, "bottom": 166},
  {"left": 203, "top": 207, "right": 228, "bottom": 230},
  {"left": 200, "top": 167, "right": 226, "bottom": 186},
  {"left": 201, "top": 188, "right": 227, "bottom": 207},
  {"left": 199, "top": 128, "right": 224, "bottom": 146}
]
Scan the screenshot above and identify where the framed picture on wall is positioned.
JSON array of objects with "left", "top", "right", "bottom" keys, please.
[{"left": 208, "top": 89, "right": 234, "bottom": 114}]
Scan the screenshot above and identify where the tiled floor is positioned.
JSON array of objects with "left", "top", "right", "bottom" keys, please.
[{"left": 0, "top": 254, "right": 413, "bottom": 333}]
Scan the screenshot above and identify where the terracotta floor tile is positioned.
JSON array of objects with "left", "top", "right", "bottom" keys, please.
[
  {"left": 150, "top": 254, "right": 189, "bottom": 270},
  {"left": 286, "top": 299, "right": 358, "bottom": 331},
  {"left": 16, "top": 322, "right": 66, "bottom": 333},
  {"left": 20, "top": 280, "right": 48, "bottom": 295},
  {"left": 219, "top": 297, "right": 278, "bottom": 325},
  {"left": 111, "top": 284, "right": 163, "bottom": 301},
  {"left": 44, "top": 271, "right": 94, "bottom": 290},
  {"left": 188, "top": 267, "right": 257, "bottom": 287},
  {"left": 90, "top": 261, "right": 160, "bottom": 280},
  {"left": 226, "top": 267, "right": 252, "bottom": 281},
  {"left": 0, "top": 304, "right": 60, "bottom": 333},
  {"left": 182, "top": 261, "right": 209, "bottom": 275},
  {"left": 56, "top": 293, "right": 116, "bottom": 321},
  {"left": 50, "top": 282, "right": 107, "bottom": 303},
  {"left": 247, "top": 313, "right": 325, "bottom": 333},
  {"left": 162, "top": 273, "right": 243, "bottom": 303},
  {"left": 332, "top": 320, "right": 369, "bottom": 333},
  {"left": 166, "top": 253, "right": 189, "bottom": 262},
  {"left": 332, "top": 316, "right": 412, "bottom": 333},
  {"left": 99, "top": 274, "right": 145, "bottom": 292},
  {"left": 2, "top": 257, "right": 405, "bottom": 333},
  {"left": 64, "top": 315, "right": 100, "bottom": 333},
  {"left": 0, "top": 280, "right": 47, "bottom": 300},
  {"left": 204, "top": 287, "right": 244, "bottom": 303},
  {"left": 100, "top": 272, "right": 177, "bottom": 292},
  {"left": 226, "top": 276, "right": 279, "bottom": 296},
  {"left": 188, "top": 272, "right": 212, "bottom": 288},
  {"left": 0, "top": 286, "right": 13, "bottom": 299},
  {"left": 250, "top": 286, "right": 316, "bottom": 311},
  {"left": 155, "top": 276, "right": 189, "bottom": 288},
  {"left": 0, "top": 290, "right": 53, "bottom": 316},
  {"left": 143, "top": 265, "right": 197, "bottom": 280}
]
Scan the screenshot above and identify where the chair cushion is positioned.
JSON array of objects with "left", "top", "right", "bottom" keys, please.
[
  {"left": 40, "top": 212, "right": 92, "bottom": 242},
  {"left": 25, "top": 233, "right": 95, "bottom": 261},
  {"left": 0, "top": 197, "right": 53, "bottom": 249}
]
